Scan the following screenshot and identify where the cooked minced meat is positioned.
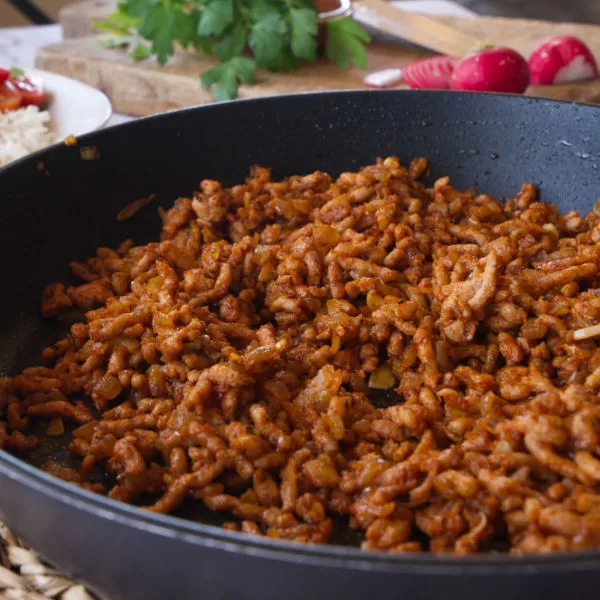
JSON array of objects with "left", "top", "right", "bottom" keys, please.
[{"left": 2, "top": 157, "right": 600, "bottom": 554}]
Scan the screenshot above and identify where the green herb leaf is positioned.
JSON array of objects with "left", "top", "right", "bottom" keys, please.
[
  {"left": 250, "top": 0, "right": 280, "bottom": 22},
  {"left": 215, "top": 21, "right": 246, "bottom": 62},
  {"left": 97, "top": 34, "right": 131, "bottom": 49},
  {"left": 96, "top": 0, "right": 370, "bottom": 101},
  {"left": 119, "top": 0, "right": 157, "bottom": 20},
  {"left": 232, "top": 56, "right": 256, "bottom": 84},
  {"left": 175, "top": 10, "right": 199, "bottom": 48},
  {"left": 194, "top": 36, "right": 215, "bottom": 56},
  {"left": 108, "top": 10, "right": 139, "bottom": 29},
  {"left": 326, "top": 17, "right": 370, "bottom": 70},
  {"left": 289, "top": 8, "right": 317, "bottom": 61},
  {"left": 201, "top": 64, "right": 226, "bottom": 89},
  {"left": 249, "top": 12, "right": 288, "bottom": 70},
  {"left": 93, "top": 21, "right": 130, "bottom": 36},
  {"left": 197, "top": 0, "right": 234, "bottom": 37},
  {"left": 329, "top": 16, "right": 371, "bottom": 43},
  {"left": 138, "top": 2, "right": 195, "bottom": 64},
  {"left": 138, "top": 3, "right": 172, "bottom": 63},
  {"left": 201, "top": 57, "right": 256, "bottom": 101},
  {"left": 131, "top": 42, "right": 152, "bottom": 60},
  {"left": 213, "top": 67, "right": 238, "bottom": 102},
  {"left": 93, "top": 10, "right": 139, "bottom": 35},
  {"left": 9, "top": 66, "right": 25, "bottom": 77}
]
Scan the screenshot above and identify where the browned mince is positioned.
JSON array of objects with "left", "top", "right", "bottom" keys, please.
[{"left": 3, "top": 157, "right": 600, "bottom": 554}]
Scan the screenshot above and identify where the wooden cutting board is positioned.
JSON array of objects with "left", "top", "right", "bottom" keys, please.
[{"left": 36, "top": 1, "right": 600, "bottom": 117}]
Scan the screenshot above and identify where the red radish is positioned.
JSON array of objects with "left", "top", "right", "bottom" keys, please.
[
  {"left": 450, "top": 47, "right": 530, "bottom": 94},
  {"left": 0, "top": 68, "right": 9, "bottom": 85},
  {"left": 528, "top": 35, "right": 599, "bottom": 85},
  {"left": 402, "top": 56, "right": 457, "bottom": 89},
  {"left": 363, "top": 68, "right": 403, "bottom": 89}
]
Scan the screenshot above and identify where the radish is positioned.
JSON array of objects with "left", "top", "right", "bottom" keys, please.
[
  {"left": 528, "top": 35, "right": 599, "bottom": 85},
  {"left": 402, "top": 56, "right": 457, "bottom": 90},
  {"left": 450, "top": 46, "right": 530, "bottom": 94},
  {"left": 363, "top": 68, "right": 403, "bottom": 89}
]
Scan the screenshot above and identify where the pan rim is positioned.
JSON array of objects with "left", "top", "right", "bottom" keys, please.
[
  {"left": 2, "top": 449, "right": 600, "bottom": 572},
  {"left": 2, "top": 89, "right": 600, "bottom": 573},
  {"left": 1, "top": 88, "right": 598, "bottom": 177}
]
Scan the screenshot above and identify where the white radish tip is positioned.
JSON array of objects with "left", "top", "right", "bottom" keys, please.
[
  {"left": 553, "top": 55, "right": 598, "bottom": 84},
  {"left": 363, "top": 69, "right": 403, "bottom": 89}
]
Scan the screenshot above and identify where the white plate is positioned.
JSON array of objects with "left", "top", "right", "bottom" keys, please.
[{"left": 26, "top": 68, "right": 112, "bottom": 142}]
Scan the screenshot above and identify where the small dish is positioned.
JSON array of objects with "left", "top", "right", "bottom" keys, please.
[{"left": 29, "top": 67, "right": 113, "bottom": 141}]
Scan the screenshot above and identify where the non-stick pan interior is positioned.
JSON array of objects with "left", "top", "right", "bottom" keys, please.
[
  {"left": 3, "top": 88, "right": 600, "bottom": 501},
  {"left": 1, "top": 91, "right": 600, "bottom": 599},
  {"left": 2, "top": 91, "right": 600, "bottom": 379}
]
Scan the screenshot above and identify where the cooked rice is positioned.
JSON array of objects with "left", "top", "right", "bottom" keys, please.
[{"left": 0, "top": 106, "right": 54, "bottom": 167}]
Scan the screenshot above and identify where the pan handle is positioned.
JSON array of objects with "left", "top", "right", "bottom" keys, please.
[{"left": 317, "top": 0, "right": 353, "bottom": 22}]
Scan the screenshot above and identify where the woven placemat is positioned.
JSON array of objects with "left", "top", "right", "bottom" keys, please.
[{"left": 0, "top": 522, "right": 98, "bottom": 600}]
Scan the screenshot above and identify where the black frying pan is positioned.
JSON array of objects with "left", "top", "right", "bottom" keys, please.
[{"left": 1, "top": 90, "right": 600, "bottom": 600}]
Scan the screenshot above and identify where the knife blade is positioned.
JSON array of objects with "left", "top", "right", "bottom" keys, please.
[{"left": 352, "top": 0, "right": 482, "bottom": 56}]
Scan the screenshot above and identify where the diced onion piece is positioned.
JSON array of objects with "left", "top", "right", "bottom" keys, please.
[
  {"left": 147, "top": 276, "right": 164, "bottom": 292},
  {"left": 369, "top": 364, "right": 397, "bottom": 390},
  {"left": 363, "top": 69, "right": 403, "bottom": 89},
  {"left": 542, "top": 223, "right": 559, "bottom": 238},
  {"left": 331, "top": 334, "right": 341, "bottom": 354},
  {"left": 47, "top": 417, "right": 64, "bottom": 437},
  {"left": 366, "top": 291, "right": 383, "bottom": 308},
  {"left": 314, "top": 223, "right": 340, "bottom": 247},
  {"left": 80, "top": 146, "right": 100, "bottom": 161},
  {"left": 573, "top": 324, "right": 600, "bottom": 341},
  {"left": 73, "top": 421, "right": 95, "bottom": 439},
  {"left": 202, "top": 227, "right": 217, "bottom": 243}
]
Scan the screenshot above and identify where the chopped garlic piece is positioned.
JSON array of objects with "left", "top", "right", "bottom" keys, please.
[{"left": 573, "top": 324, "right": 600, "bottom": 341}]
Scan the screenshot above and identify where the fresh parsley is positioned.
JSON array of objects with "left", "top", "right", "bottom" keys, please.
[
  {"left": 96, "top": 0, "right": 371, "bottom": 101},
  {"left": 197, "top": 0, "right": 234, "bottom": 38},
  {"left": 201, "top": 56, "right": 256, "bottom": 102},
  {"left": 289, "top": 8, "right": 318, "bottom": 62},
  {"left": 325, "top": 16, "right": 370, "bottom": 70},
  {"left": 131, "top": 42, "right": 153, "bottom": 60},
  {"left": 98, "top": 33, "right": 131, "bottom": 49}
]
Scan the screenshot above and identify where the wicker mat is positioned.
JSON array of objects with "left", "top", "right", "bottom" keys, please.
[{"left": 0, "top": 522, "right": 98, "bottom": 600}]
